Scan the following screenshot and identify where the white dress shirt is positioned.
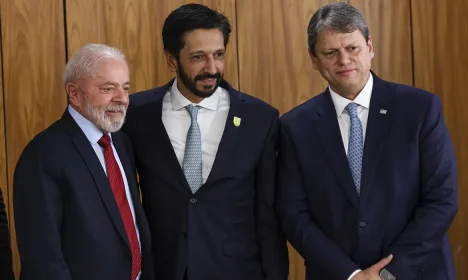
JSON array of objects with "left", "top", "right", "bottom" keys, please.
[
  {"left": 328, "top": 74, "right": 373, "bottom": 280},
  {"left": 162, "top": 78, "right": 230, "bottom": 183},
  {"left": 68, "top": 105, "right": 141, "bottom": 279},
  {"left": 329, "top": 74, "right": 373, "bottom": 155}
]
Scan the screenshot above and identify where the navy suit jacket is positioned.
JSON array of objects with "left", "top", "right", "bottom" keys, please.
[
  {"left": 277, "top": 73, "right": 458, "bottom": 280},
  {"left": 0, "top": 188, "right": 14, "bottom": 280},
  {"left": 13, "top": 110, "right": 155, "bottom": 280},
  {"left": 122, "top": 79, "right": 289, "bottom": 280}
]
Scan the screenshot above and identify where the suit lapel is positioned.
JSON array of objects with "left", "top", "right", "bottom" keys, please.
[
  {"left": 315, "top": 91, "right": 359, "bottom": 207},
  {"left": 138, "top": 84, "right": 193, "bottom": 196},
  {"left": 359, "top": 74, "right": 393, "bottom": 200},
  {"left": 60, "top": 110, "right": 129, "bottom": 247},
  {"left": 204, "top": 83, "right": 244, "bottom": 187}
]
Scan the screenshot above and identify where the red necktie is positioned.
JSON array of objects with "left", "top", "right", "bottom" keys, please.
[{"left": 98, "top": 134, "right": 141, "bottom": 280}]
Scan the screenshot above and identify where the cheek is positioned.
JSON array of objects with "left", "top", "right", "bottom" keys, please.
[
  {"left": 215, "top": 60, "right": 225, "bottom": 72},
  {"left": 188, "top": 67, "right": 204, "bottom": 80},
  {"left": 91, "top": 96, "right": 113, "bottom": 108},
  {"left": 319, "top": 61, "right": 335, "bottom": 74},
  {"left": 358, "top": 55, "right": 371, "bottom": 68}
]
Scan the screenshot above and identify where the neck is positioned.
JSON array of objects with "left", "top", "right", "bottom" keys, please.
[
  {"left": 176, "top": 82, "right": 204, "bottom": 104},
  {"left": 332, "top": 71, "right": 371, "bottom": 100}
]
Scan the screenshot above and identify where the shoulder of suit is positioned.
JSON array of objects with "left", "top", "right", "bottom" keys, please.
[
  {"left": 280, "top": 91, "right": 325, "bottom": 124},
  {"left": 129, "top": 87, "right": 161, "bottom": 109},
  {"left": 29, "top": 119, "right": 65, "bottom": 145},
  {"left": 232, "top": 89, "right": 278, "bottom": 115},
  {"left": 17, "top": 119, "right": 68, "bottom": 164},
  {"left": 384, "top": 80, "right": 439, "bottom": 107}
]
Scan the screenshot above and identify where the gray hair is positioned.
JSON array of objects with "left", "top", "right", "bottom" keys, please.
[
  {"left": 307, "top": 3, "right": 369, "bottom": 56},
  {"left": 63, "top": 43, "right": 125, "bottom": 86}
]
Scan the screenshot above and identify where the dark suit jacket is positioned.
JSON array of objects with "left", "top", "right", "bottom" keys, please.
[
  {"left": 122, "top": 79, "right": 289, "bottom": 280},
  {"left": 0, "top": 188, "right": 14, "bottom": 280},
  {"left": 13, "top": 109, "right": 155, "bottom": 280},
  {"left": 277, "top": 73, "right": 458, "bottom": 280}
]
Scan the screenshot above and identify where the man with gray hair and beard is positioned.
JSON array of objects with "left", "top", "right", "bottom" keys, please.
[{"left": 13, "top": 44, "right": 154, "bottom": 280}]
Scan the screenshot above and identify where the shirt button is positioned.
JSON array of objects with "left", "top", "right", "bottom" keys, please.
[
  {"left": 190, "top": 198, "right": 197, "bottom": 204},
  {"left": 358, "top": 221, "right": 367, "bottom": 227}
]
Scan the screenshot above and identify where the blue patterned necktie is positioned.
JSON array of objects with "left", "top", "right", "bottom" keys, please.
[
  {"left": 183, "top": 105, "right": 202, "bottom": 193},
  {"left": 346, "top": 102, "right": 363, "bottom": 195}
]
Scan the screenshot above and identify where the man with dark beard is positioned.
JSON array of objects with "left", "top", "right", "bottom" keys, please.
[
  {"left": 13, "top": 44, "right": 154, "bottom": 280},
  {"left": 122, "top": 3, "right": 289, "bottom": 280}
]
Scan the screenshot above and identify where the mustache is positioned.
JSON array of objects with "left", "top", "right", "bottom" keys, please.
[
  {"left": 83, "top": 95, "right": 127, "bottom": 113},
  {"left": 194, "top": 73, "right": 222, "bottom": 81},
  {"left": 104, "top": 104, "right": 127, "bottom": 113}
]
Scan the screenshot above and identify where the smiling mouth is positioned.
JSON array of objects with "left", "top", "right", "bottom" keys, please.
[
  {"left": 199, "top": 78, "right": 216, "bottom": 83},
  {"left": 106, "top": 110, "right": 123, "bottom": 115}
]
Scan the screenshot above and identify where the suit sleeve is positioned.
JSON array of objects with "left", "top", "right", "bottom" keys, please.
[
  {"left": 276, "top": 121, "right": 360, "bottom": 279},
  {"left": 0, "top": 188, "right": 14, "bottom": 280},
  {"left": 255, "top": 109, "right": 289, "bottom": 280},
  {"left": 385, "top": 94, "right": 458, "bottom": 278},
  {"left": 14, "top": 141, "right": 72, "bottom": 280}
]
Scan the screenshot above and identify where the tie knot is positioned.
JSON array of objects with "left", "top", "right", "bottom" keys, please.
[
  {"left": 345, "top": 102, "right": 359, "bottom": 118},
  {"left": 186, "top": 104, "right": 200, "bottom": 120},
  {"left": 98, "top": 134, "right": 111, "bottom": 148}
]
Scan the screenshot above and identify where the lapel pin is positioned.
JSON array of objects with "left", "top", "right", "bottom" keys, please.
[
  {"left": 233, "top": 116, "right": 241, "bottom": 127},
  {"left": 379, "top": 109, "right": 387, "bottom": 115}
]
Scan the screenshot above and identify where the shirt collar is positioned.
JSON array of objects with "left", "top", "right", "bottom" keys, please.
[
  {"left": 329, "top": 73, "right": 373, "bottom": 117},
  {"left": 170, "top": 78, "right": 221, "bottom": 111}
]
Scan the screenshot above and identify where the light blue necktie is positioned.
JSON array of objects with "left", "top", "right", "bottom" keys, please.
[
  {"left": 346, "top": 102, "right": 363, "bottom": 195},
  {"left": 183, "top": 105, "right": 202, "bottom": 193}
]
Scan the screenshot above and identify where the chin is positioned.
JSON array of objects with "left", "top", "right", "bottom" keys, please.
[
  {"left": 97, "top": 118, "right": 125, "bottom": 133},
  {"left": 196, "top": 87, "right": 217, "bottom": 97},
  {"left": 198, "top": 83, "right": 216, "bottom": 90}
]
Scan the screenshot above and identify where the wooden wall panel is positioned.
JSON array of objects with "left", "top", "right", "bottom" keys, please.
[
  {"left": 66, "top": 0, "right": 238, "bottom": 93},
  {"left": 0, "top": 0, "right": 67, "bottom": 277},
  {"left": 349, "top": 0, "right": 413, "bottom": 85},
  {"left": 412, "top": 0, "right": 468, "bottom": 279},
  {"left": 236, "top": 0, "right": 347, "bottom": 115}
]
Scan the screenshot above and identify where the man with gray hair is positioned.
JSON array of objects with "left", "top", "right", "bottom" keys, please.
[
  {"left": 13, "top": 44, "right": 154, "bottom": 280},
  {"left": 277, "top": 3, "right": 457, "bottom": 280}
]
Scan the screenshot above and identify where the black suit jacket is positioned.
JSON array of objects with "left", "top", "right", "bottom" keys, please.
[
  {"left": 123, "top": 79, "right": 289, "bottom": 280},
  {"left": 0, "top": 188, "right": 14, "bottom": 280},
  {"left": 13, "top": 109, "right": 155, "bottom": 280},
  {"left": 277, "top": 73, "right": 457, "bottom": 279}
]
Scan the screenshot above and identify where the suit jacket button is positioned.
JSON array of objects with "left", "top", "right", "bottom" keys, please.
[
  {"left": 190, "top": 198, "right": 197, "bottom": 204},
  {"left": 358, "top": 221, "right": 367, "bottom": 227},
  {"left": 182, "top": 232, "right": 187, "bottom": 238}
]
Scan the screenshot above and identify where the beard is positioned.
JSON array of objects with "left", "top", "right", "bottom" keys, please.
[
  {"left": 177, "top": 60, "right": 223, "bottom": 99},
  {"left": 83, "top": 96, "right": 127, "bottom": 133}
]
